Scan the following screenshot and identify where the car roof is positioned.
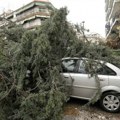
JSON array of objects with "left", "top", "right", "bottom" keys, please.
[
  {"left": 62, "top": 57, "right": 89, "bottom": 60},
  {"left": 62, "top": 57, "right": 103, "bottom": 62}
]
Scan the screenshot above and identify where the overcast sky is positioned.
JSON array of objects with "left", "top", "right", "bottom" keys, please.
[{"left": 0, "top": 0, "right": 105, "bottom": 37}]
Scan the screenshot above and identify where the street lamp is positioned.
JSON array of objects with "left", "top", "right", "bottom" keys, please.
[{"left": 81, "top": 21, "right": 89, "bottom": 33}]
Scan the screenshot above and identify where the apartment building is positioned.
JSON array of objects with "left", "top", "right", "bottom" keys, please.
[
  {"left": 105, "top": 0, "right": 120, "bottom": 48},
  {"left": 0, "top": 0, "right": 55, "bottom": 29}
]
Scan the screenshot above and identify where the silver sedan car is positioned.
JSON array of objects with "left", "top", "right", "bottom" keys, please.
[{"left": 61, "top": 57, "right": 120, "bottom": 113}]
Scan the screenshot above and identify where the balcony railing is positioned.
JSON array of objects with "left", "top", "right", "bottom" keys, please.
[
  {"left": 16, "top": 11, "right": 50, "bottom": 22},
  {"left": 107, "top": 0, "right": 120, "bottom": 21},
  {"left": 106, "top": 0, "right": 114, "bottom": 21},
  {"left": 105, "top": 14, "right": 120, "bottom": 37},
  {"left": 105, "top": 0, "right": 109, "bottom": 12}
]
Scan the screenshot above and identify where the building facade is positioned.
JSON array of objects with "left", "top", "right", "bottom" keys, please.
[
  {"left": 105, "top": 0, "right": 120, "bottom": 48},
  {"left": 0, "top": 0, "right": 55, "bottom": 29}
]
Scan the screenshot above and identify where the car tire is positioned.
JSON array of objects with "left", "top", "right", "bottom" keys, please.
[{"left": 100, "top": 92, "right": 120, "bottom": 113}]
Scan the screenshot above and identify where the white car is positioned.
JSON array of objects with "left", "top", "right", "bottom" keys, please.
[{"left": 61, "top": 57, "right": 120, "bottom": 112}]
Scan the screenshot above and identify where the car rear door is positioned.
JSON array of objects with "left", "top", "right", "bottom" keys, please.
[{"left": 105, "top": 63, "right": 120, "bottom": 89}]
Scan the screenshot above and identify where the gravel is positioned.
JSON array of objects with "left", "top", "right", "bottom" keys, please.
[{"left": 63, "top": 98, "right": 120, "bottom": 120}]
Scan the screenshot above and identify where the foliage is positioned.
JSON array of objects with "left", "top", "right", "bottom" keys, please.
[
  {"left": 112, "top": 49, "right": 120, "bottom": 56},
  {"left": 0, "top": 8, "right": 78, "bottom": 120},
  {"left": 106, "top": 37, "right": 120, "bottom": 49},
  {"left": 0, "top": 7, "right": 120, "bottom": 120},
  {"left": 110, "top": 49, "right": 120, "bottom": 68}
]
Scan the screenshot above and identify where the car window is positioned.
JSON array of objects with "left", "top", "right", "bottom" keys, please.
[
  {"left": 96, "top": 64, "right": 116, "bottom": 76},
  {"left": 62, "top": 59, "right": 79, "bottom": 73},
  {"left": 78, "top": 60, "right": 87, "bottom": 74},
  {"left": 77, "top": 60, "right": 117, "bottom": 76}
]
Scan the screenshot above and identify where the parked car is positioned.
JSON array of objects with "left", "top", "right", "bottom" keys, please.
[{"left": 61, "top": 57, "right": 120, "bottom": 112}]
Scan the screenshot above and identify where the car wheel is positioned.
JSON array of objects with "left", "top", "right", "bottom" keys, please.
[{"left": 100, "top": 92, "right": 120, "bottom": 112}]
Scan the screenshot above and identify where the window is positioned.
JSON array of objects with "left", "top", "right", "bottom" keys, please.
[
  {"left": 96, "top": 64, "right": 116, "bottom": 76},
  {"left": 62, "top": 59, "right": 79, "bottom": 73},
  {"left": 78, "top": 60, "right": 87, "bottom": 74},
  {"left": 77, "top": 60, "right": 117, "bottom": 76}
]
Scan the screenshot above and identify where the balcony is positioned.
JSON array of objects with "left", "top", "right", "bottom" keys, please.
[
  {"left": 105, "top": 0, "right": 109, "bottom": 12},
  {"left": 106, "top": 14, "right": 120, "bottom": 39},
  {"left": 106, "top": 8, "right": 111, "bottom": 21},
  {"left": 108, "top": 0, "right": 120, "bottom": 20},
  {"left": 105, "top": 0, "right": 113, "bottom": 11},
  {"left": 16, "top": 11, "right": 50, "bottom": 23},
  {"left": 106, "top": 0, "right": 115, "bottom": 21}
]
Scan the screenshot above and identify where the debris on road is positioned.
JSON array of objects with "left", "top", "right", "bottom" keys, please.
[{"left": 63, "top": 98, "right": 120, "bottom": 120}]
